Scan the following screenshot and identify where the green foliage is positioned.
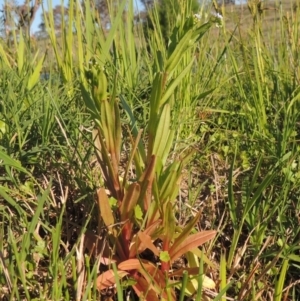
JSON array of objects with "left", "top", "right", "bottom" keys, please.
[
  {"left": 1, "top": 0, "right": 300, "bottom": 300},
  {"left": 142, "top": 0, "right": 200, "bottom": 46}
]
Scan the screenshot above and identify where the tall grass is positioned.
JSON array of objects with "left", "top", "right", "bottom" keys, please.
[{"left": 1, "top": 0, "right": 300, "bottom": 300}]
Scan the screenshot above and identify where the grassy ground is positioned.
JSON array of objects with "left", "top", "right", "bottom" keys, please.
[{"left": 1, "top": 0, "right": 300, "bottom": 300}]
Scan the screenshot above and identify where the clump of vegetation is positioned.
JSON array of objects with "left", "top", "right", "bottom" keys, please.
[{"left": 1, "top": 0, "right": 300, "bottom": 300}]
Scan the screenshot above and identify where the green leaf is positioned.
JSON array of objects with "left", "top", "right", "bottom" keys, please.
[
  {"left": 171, "top": 212, "right": 201, "bottom": 252},
  {"left": 120, "top": 277, "right": 137, "bottom": 288},
  {"left": 0, "top": 120, "right": 6, "bottom": 137},
  {"left": 152, "top": 104, "right": 171, "bottom": 160},
  {"left": 80, "top": 84, "right": 99, "bottom": 119},
  {"left": 138, "top": 155, "right": 156, "bottom": 211},
  {"left": 134, "top": 205, "right": 143, "bottom": 221},
  {"left": 0, "top": 43, "right": 12, "bottom": 68},
  {"left": 20, "top": 181, "right": 35, "bottom": 196},
  {"left": 17, "top": 31, "right": 25, "bottom": 75},
  {"left": 163, "top": 202, "right": 175, "bottom": 247},
  {"left": 28, "top": 53, "right": 45, "bottom": 91},
  {"left": 159, "top": 60, "right": 194, "bottom": 108},
  {"left": 160, "top": 251, "right": 171, "bottom": 262},
  {"left": 102, "top": 0, "right": 128, "bottom": 61},
  {"left": 23, "top": 184, "right": 50, "bottom": 257},
  {"left": 0, "top": 186, "right": 24, "bottom": 217},
  {"left": 109, "top": 197, "right": 118, "bottom": 208},
  {"left": 120, "top": 95, "right": 146, "bottom": 164},
  {"left": 159, "top": 161, "right": 181, "bottom": 202},
  {"left": 166, "top": 31, "right": 193, "bottom": 73},
  {"left": 120, "top": 182, "right": 140, "bottom": 221},
  {"left": 0, "top": 147, "right": 29, "bottom": 174},
  {"left": 274, "top": 259, "right": 289, "bottom": 301}
]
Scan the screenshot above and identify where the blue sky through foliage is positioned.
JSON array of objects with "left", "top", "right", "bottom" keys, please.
[{"left": 0, "top": 0, "right": 144, "bottom": 33}]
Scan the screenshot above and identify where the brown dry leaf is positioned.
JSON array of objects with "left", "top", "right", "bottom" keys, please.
[
  {"left": 129, "top": 219, "right": 162, "bottom": 258},
  {"left": 96, "top": 269, "right": 128, "bottom": 290},
  {"left": 137, "top": 231, "right": 160, "bottom": 256},
  {"left": 118, "top": 258, "right": 152, "bottom": 271},
  {"left": 97, "top": 188, "right": 115, "bottom": 227},
  {"left": 83, "top": 231, "right": 118, "bottom": 265},
  {"left": 119, "top": 259, "right": 172, "bottom": 300},
  {"left": 132, "top": 275, "right": 160, "bottom": 301}
]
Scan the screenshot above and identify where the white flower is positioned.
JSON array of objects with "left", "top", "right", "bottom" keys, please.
[
  {"left": 211, "top": 11, "right": 223, "bottom": 20},
  {"left": 211, "top": 11, "right": 223, "bottom": 27},
  {"left": 194, "top": 13, "right": 201, "bottom": 20}
]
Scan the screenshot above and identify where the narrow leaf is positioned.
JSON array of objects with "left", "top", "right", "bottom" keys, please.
[
  {"left": 0, "top": 148, "right": 29, "bottom": 174},
  {"left": 120, "top": 183, "right": 140, "bottom": 221},
  {"left": 132, "top": 275, "right": 160, "bottom": 301},
  {"left": 129, "top": 219, "right": 162, "bottom": 258},
  {"left": 169, "top": 231, "right": 216, "bottom": 263},
  {"left": 102, "top": 0, "right": 127, "bottom": 59},
  {"left": 118, "top": 259, "right": 156, "bottom": 273},
  {"left": 96, "top": 269, "right": 128, "bottom": 290},
  {"left": 163, "top": 203, "right": 175, "bottom": 250},
  {"left": 170, "top": 211, "right": 201, "bottom": 252},
  {"left": 274, "top": 259, "right": 289, "bottom": 301},
  {"left": 97, "top": 188, "right": 115, "bottom": 227},
  {"left": 138, "top": 155, "right": 156, "bottom": 211},
  {"left": 119, "top": 259, "right": 169, "bottom": 298},
  {"left": 0, "top": 187, "right": 24, "bottom": 217},
  {"left": 0, "top": 43, "right": 12, "bottom": 68},
  {"left": 160, "top": 60, "right": 194, "bottom": 108},
  {"left": 138, "top": 231, "right": 160, "bottom": 256},
  {"left": 17, "top": 31, "right": 25, "bottom": 75},
  {"left": 28, "top": 53, "right": 45, "bottom": 90},
  {"left": 190, "top": 248, "right": 217, "bottom": 269},
  {"left": 83, "top": 231, "right": 117, "bottom": 264},
  {"left": 152, "top": 104, "right": 171, "bottom": 158}
]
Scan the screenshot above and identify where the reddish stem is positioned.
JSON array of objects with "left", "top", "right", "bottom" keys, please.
[{"left": 161, "top": 238, "right": 170, "bottom": 273}]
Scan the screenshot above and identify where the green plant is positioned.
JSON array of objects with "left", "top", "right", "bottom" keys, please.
[
  {"left": 2, "top": 0, "right": 300, "bottom": 300},
  {"left": 78, "top": 2, "right": 219, "bottom": 299}
]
